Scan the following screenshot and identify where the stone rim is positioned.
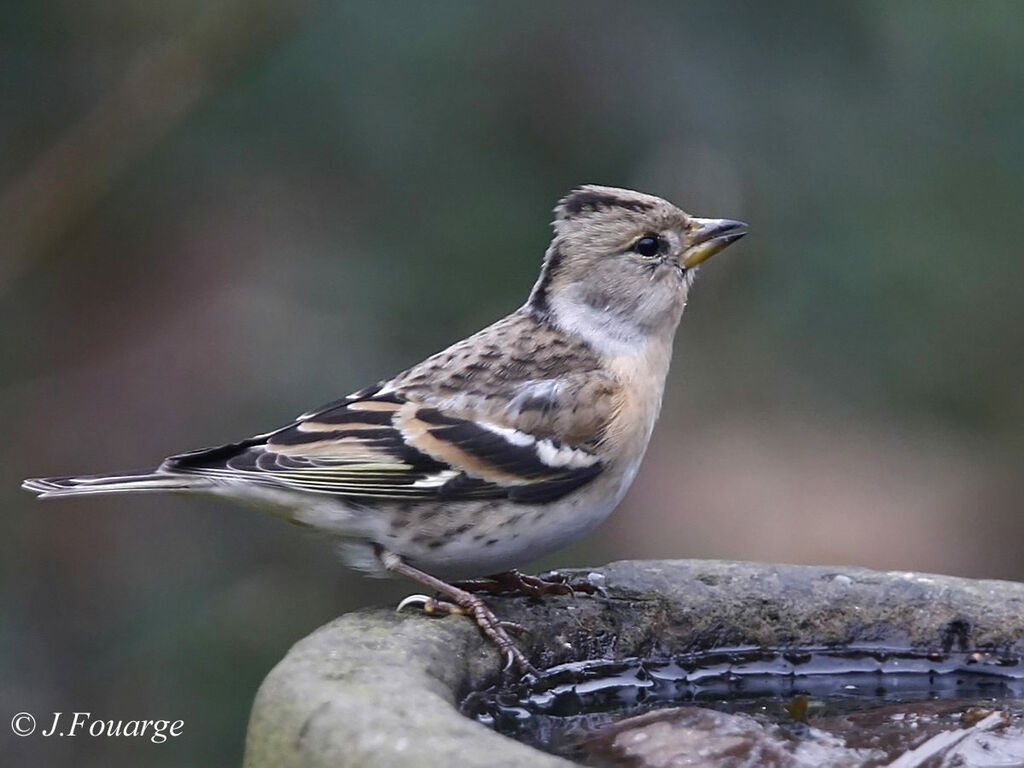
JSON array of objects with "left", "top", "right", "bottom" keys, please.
[{"left": 244, "top": 560, "right": 1024, "bottom": 768}]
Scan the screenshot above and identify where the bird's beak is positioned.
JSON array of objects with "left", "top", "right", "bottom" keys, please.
[{"left": 682, "top": 217, "right": 748, "bottom": 269}]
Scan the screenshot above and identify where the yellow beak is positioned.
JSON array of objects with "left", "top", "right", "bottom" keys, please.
[{"left": 682, "top": 217, "right": 748, "bottom": 269}]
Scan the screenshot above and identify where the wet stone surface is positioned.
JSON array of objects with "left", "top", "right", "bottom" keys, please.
[
  {"left": 244, "top": 560, "right": 1024, "bottom": 768},
  {"left": 565, "top": 702, "right": 1024, "bottom": 768},
  {"left": 464, "top": 652, "right": 1024, "bottom": 766}
]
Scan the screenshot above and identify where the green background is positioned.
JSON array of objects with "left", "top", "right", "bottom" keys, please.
[{"left": 3, "top": 2, "right": 1022, "bottom": 765}]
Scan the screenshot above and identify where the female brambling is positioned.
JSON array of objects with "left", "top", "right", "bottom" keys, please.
[{"left": 24, "top": 185, "right": 746, "bottom": 672}]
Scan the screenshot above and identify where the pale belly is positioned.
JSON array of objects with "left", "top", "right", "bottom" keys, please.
[
  {"left": 218, "top": 458, "right": 637, "bottom": 579},
  {"left": 394, "top": 491, "right": 620, "bottom": 579},
  {"left": 369, "top": 459, "right": 642, "bottom": 579}
]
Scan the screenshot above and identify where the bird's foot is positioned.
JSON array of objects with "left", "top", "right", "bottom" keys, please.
[
  {"left": 396, "top": 592, "right": 535, "bottom": 674},
  {"left": 455, "top": 568, "right": 606, "bottom": 598},
  {"left": 381, "top": 550, "right": 537, "bottom": 675}
]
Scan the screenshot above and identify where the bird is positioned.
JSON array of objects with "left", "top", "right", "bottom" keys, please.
[{"left": 23, "top": 185, "right": 746, "bottom": 673}]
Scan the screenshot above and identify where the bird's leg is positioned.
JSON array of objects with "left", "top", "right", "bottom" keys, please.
[
  {"left": 447, "top": 575, "right": 511, "bottom": 594},
  {"left": 456, "top": 568, "right": 606, "bottom": 598},
  {"left": 380, "top": 549, "right": 537, "bottom": 675}
]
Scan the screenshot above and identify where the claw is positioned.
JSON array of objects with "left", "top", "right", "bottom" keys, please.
[
  {"left": 500, "top": 647, "right": 539, "bottom": 677},
  {"left": 585, "top": 571, "right": 609, "bottom": 597},
  {"left": 397, "top": 594, "right": 470, "bottom": 616},
  {"left": 396, "top": 594, "right": 431, "bottom": 612},
  {"left": 498, "top": 620, "right": 530, "bottom": 636},
  {"left": 538, "top": 570, "right": 569, "bottom": 584}
]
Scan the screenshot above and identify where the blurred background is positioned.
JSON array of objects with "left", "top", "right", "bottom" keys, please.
[{"left": 3, "top": 1, "right": 1022, "bottom": 765}]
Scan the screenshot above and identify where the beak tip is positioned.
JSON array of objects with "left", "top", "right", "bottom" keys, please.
[
  {"left": 689, "top": 218, "right": 749, "bottom": 244},
  {"left": 681, "top": 217, "right": 748, "bottom": 269}
]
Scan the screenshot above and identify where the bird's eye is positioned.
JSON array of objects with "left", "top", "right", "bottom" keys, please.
[{"left": 633, "top": 235, "right": 661, "bottom": 258}]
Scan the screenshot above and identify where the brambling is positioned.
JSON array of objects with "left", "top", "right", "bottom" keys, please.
[{"left": 24, "top": 185, "right": 746, "bottom": 672}]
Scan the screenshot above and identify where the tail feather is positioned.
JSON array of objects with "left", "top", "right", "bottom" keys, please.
[{"left": 22, "top": 470, "right": 210, "bottom": 499}]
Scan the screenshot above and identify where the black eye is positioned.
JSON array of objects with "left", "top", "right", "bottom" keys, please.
[{"left": 634, "top": 235, "right": 661, "bottom": 258}]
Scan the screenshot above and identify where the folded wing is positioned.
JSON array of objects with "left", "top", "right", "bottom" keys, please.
[{"left": 164, "top": 391, "right": 604, "bottom": 504}]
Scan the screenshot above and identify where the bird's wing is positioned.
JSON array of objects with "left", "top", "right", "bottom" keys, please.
[{"left": 162, "top": 389, "right": 604, "bottom": 504}]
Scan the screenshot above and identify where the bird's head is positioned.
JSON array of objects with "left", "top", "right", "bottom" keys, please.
[{"left": 528, "top": 185, "right": 747, "bottom": 352}]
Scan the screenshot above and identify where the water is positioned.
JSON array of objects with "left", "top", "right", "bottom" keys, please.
[{"left": 462, "top": 646, "right": 1024, "bottom": 766}]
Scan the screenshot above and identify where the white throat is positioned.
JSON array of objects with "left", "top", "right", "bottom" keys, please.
[
  {"left": 544, "top": 293, "right": 650, "bottom": 357},
  {"left": 542, "top": 284, "right": 685, "bottom": 362}
]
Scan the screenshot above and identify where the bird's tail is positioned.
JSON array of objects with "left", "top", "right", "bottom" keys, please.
[{"left": 22, "top": 469, "right": 210, "bottom": 499}]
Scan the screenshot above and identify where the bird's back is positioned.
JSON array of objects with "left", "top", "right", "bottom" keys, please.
[{"left": 382, "top": 308, "right": 621, "bottom": 448}]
